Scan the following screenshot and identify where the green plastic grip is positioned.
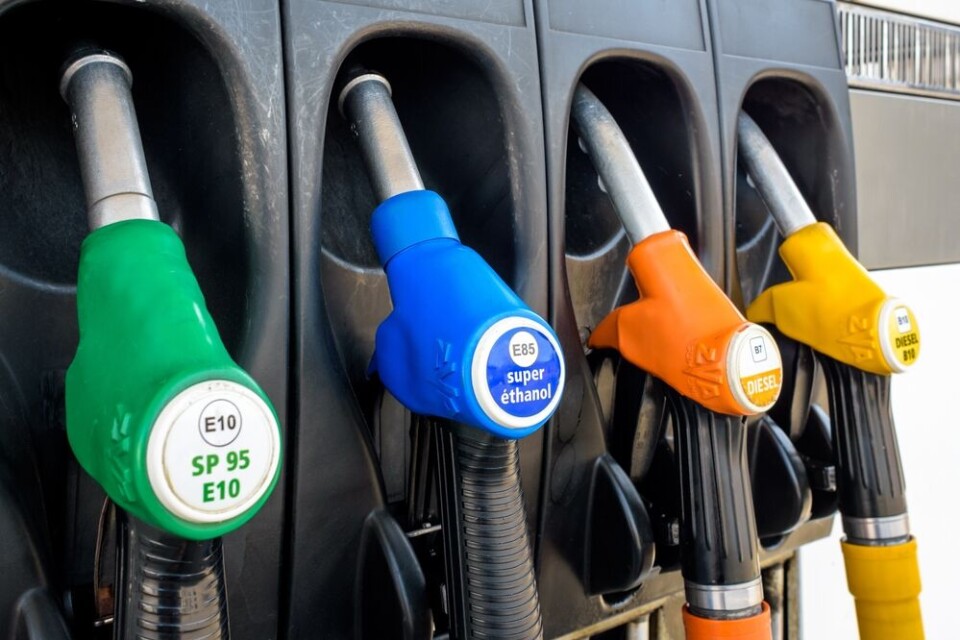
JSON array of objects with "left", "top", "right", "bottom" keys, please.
[{"left": 66, "top": 219, "right": 281, "bottom": 540}]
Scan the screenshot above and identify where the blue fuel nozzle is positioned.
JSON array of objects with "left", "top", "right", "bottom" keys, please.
[
  {"left": 368, "top": 189, "right": 564, "bottom": 439},
  {"left": 340, "top": 72, "right": 565, "bottom": 438}
]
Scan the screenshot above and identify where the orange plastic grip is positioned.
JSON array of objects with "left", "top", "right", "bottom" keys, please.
[
  {"left": 682, "top": 602, "right": 772, "bottom": 640},
  {"left": 588, "top": 230, "right": 781, "bottom": 416}
]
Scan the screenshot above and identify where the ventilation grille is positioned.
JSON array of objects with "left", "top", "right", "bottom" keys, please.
[{"left": 838, "top": 2, "right": 960, "bottom": 100}]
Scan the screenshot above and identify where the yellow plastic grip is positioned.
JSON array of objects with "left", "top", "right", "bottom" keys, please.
[
  {"left": 842, "top": 538, "right": 924, "bottom": 640},
  {"left": 746, "top": 223, "right": 920, "bottom": 375}
]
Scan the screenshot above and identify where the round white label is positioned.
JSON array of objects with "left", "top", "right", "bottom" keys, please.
[
  {"left": 878, "top": 297, "right": 920, "bottom": 373},
  {"left": 726, "top": 324, "right": 783, "bottom": 414},
  {"left": 470, "top": 317, "right": 565, "bottom": 430},
  {"left": 146, "top": 380, "right": 280, "bottom": 524}
]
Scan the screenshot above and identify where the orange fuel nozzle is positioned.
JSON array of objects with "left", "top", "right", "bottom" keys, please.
[
  {"left": 573, "top": 86, "right": 775, "bottom": 635},
  {"left": 588, "top": 229, "right": 781, "bottom": 416},
  {"left": 572, "top": 85, "right": 782, "bottom": 417}
]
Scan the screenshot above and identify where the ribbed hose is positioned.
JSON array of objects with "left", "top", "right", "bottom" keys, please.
[
  {"left": 820, "top": 356, "right": 908, "bottom": 522},
  {"left": 114, "top": 512, "right": 229, "bottom": 639},
  {"left": 435, "top": 424, "right": 542, "bottom": 640}
]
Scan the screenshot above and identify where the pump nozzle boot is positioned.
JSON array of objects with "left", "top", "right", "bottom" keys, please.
[{"left": 368, "top": 190, "right": 564, "bottom": 439}]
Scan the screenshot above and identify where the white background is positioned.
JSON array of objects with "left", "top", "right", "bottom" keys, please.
[{"left": 799, "top": 263, "right": 960, "bottom": 638}]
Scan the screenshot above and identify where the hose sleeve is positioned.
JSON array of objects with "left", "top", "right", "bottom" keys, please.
[
  {"left": 842, "top": 538, "right": 924, "bottom": 640},
  {"left": 435, "top": 424, "right": 542, "bottom": 640},
  {"left": 115, "top": 512, "right": 229, "bottom": 639},
  {"left": 683, "top": 602, "right": 772, "bottom": 640},
  {"left": 670, "top": 390, "right": 761, "bottom": 589}
]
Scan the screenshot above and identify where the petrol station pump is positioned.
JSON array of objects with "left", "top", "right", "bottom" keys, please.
[
  {"left": 60, "top": 49, "right": 282, "bottom": 637},
  {"left": 0, "top": 2, "right": 941, "bottom": 638}
]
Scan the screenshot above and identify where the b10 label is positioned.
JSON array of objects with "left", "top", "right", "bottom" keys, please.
[
  {"left": 471, "top": 317, "right": 565, "bottom": 430},
  {"left": 147, "top": 380, "right": 280, "bottom": 524},
  {"left": 880, "top": 299, "right": 921, "bottom": 373}
]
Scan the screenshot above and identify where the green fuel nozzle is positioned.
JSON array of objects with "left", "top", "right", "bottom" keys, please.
[{"left": 62, "top": 50, "right": 281, "bottom": 541}]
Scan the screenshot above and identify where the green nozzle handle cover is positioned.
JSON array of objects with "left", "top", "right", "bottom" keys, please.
[{"left": 66, "top": 220, "right": 282, "bottom": 540}]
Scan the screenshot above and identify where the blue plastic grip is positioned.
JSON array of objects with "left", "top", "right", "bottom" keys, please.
[
  {"left": 371, "top": 190, "right": 460, "bottom": 264},
  {"left": 369, "top": 190, "right": 565, "bottom": 439}
]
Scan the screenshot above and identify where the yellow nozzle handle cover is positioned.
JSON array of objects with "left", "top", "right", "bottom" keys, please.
[
  {"left": 842, "top": 538, "right": 924, "bottom": 640},
  {"left": 746, "top": 223, "right": 920, "bottom": 375}
]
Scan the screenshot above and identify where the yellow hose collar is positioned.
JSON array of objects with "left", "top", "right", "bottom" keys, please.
[{"left": 841, "top": 538, "right": 924, "bottom": 640}]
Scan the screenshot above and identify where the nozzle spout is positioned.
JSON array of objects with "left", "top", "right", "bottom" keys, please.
[
  {"left": 339, "top": 72, "right": 424, "bottom": 202},
  {"left": 736, "top": 112, "right": 817, "bottom": 237},
  {"left": 61, "top": 50, "right": 159, "bottom": 230},
  {"left": 571, "top": 84, "right": 670, "bottom": 245}
]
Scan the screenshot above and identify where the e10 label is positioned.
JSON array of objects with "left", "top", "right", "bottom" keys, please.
[
  {"left": 204, "top": 478, "right": 241, "bottom": 502},
  {"left": 147, "top": 380, "right": 281, "bottom": 524},
  {"left": 199, "top": 399, "right": 242, "bottom": 447},
  {"left": 192, "top": 449, "right": 251, "bottom": 503}
]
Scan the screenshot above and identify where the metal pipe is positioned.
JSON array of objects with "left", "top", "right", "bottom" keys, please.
[
  {"left": 570, "top": 84, "right": 669, "bottom": 245},
  {"left": 624, "top": 615, "right": 650, "bottom": 640},
  {"left": 60, "top": 50, "right": 159, "bottom": 230},
  {"left": 736, "top": 112, "right": 816, "bottom": 237},
  {"left": 339, "top": 73, "right": 424, "bottom": 201},
  {"left": 762, "top": 564, "right": 785, "bottom": 640}
]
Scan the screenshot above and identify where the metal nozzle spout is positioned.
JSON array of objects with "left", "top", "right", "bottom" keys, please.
[
  {"left": 61, "top": 49, "right": 159, "bottom": 231},
  {"left": 339, "top": 72, "right": 424, "bottom": 202},
  {"left": 570, "top": 84, "right": 670, "bottom": 245},
  {"left": 736, "top": 112, "right": 817, "bottom": 237}
]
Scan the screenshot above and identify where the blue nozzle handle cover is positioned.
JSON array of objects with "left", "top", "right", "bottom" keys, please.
[{"left": 369, "top": 190, "right": 565, "bottom": 439}]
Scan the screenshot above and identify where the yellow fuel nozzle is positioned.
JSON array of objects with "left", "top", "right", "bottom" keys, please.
[
  {"left": 738, "top": 114, "right": 925, "bottom": 640},
  {"left": 737, "top": 113, "right": 920, "bottom": 375}
]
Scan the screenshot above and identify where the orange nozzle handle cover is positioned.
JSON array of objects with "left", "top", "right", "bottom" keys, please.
[
  {"left": 682, "top": 602, "right": 772, "bottom": 640},
  {"left": 588, "top": 230, "right": 780, "bottom": 416}
]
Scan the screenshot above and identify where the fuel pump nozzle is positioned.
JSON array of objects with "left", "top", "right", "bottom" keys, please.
[
  {"left": 738, "top": 112, "right": 924, "bottom": 640},
  {"left": 340, "top": 71, "right": 563, "bottom": 640},
  {"left": 62, "top": 49, "right": 283, "bottom": 638},
  {"left": 573, "top": 85, "right": 780, "bottom": 640}
]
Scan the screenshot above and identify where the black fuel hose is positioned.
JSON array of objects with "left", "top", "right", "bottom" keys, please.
[{"left": 436, "top": 424, "right": 542, "bottom": 640}]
